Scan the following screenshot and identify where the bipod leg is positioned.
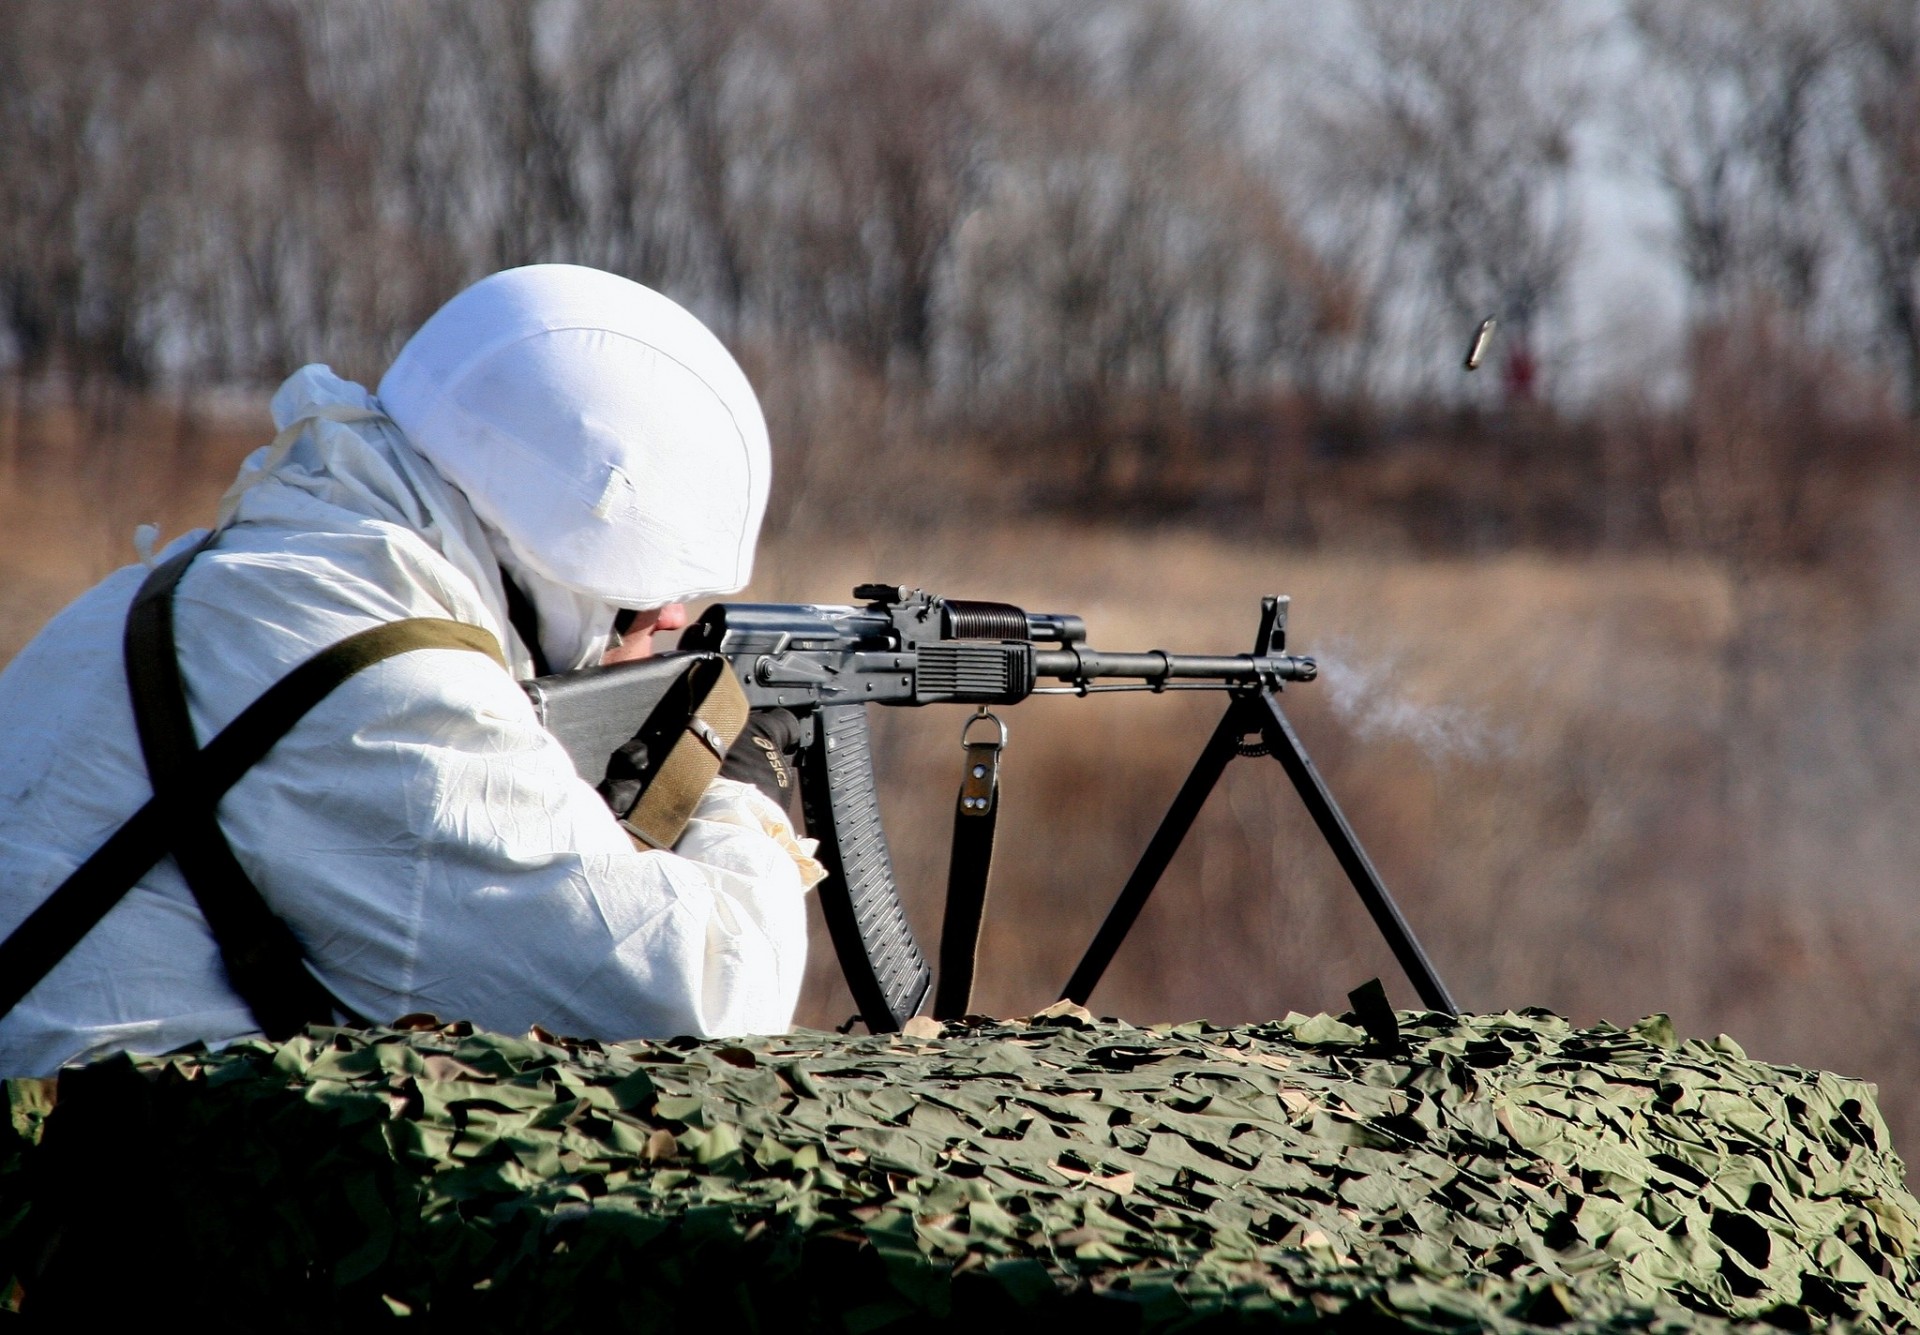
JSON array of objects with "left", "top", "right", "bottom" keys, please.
[
  {"left": 1059, "top": 696, "right": 1253, "bottom": 1007},
  {"left": 1253, "top": 688, "right": 1458, "bottom": 1015}
]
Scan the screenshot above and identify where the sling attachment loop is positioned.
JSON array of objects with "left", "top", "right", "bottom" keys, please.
[
  {"left": 0, "top": 534, "right": 507, "bottom": 1031},
  {"left": 619, "top": 659, "right": 751, "bottom": 850},
  {"left": 933, "top": 709, "right": 1006, "bottom": 1020}
]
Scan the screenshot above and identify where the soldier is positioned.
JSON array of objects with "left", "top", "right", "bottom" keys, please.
[{"left": 0, "top": 265, "right": 818, "bottom": 1075}]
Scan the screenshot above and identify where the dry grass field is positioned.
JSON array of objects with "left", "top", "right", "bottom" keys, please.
[{"left": 6, "top": 390, "right": 1919, "bottom": 1151}]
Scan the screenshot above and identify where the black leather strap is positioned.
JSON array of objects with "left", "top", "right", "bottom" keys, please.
[
  {"left": 500, "top": 570, "right": 551, "bottom": 677},
  {"left": 125, "top": 538, "right": 352, "bottom": 1038},
  {"left": 933, "top": 731, "right": 1003, "bottom": 1020},
  {"left": 0, "top": 798, "right": 173, "bottom": 1024},
  {"left": 0, "top": 541, "right": 506, "bottom": 1031}
]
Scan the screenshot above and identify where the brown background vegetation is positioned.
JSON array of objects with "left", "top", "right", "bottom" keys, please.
[{"left": 5, "top": 1, "right": 1920, "bottom": 1148}]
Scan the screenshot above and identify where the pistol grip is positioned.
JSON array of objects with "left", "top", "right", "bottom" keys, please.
[{"left": 799, "top": 704, "right": 932, "bottom": 1031}]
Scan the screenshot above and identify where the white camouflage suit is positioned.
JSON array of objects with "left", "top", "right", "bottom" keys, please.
[{"left": 0, "top": 265, "right": 814, "bottom": 1075}]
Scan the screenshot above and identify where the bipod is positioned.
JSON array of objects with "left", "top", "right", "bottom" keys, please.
[{"left": 1058, "top": 601, "right": 1458, "bottom": 1016}]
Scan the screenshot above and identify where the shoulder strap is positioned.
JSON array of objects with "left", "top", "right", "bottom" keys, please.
[
  {"left": 124, "top": 540, "right": 340, "bottom": 1037},
  {"left": 0, "top": 544, "right": 505, "bottom": 1031}
]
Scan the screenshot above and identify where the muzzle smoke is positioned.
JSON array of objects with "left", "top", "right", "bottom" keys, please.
[{"left": 1311, "top": 642, "right": 1504, "bottom": 764}]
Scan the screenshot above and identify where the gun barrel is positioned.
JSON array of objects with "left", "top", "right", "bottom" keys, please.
[{"left": 1032, "top": 648, "right": 1317, "bottom": 685}]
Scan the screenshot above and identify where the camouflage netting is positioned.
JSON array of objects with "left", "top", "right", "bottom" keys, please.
[{"left": 1, "top": 1006, "right": 1914, "bottom": 1332}]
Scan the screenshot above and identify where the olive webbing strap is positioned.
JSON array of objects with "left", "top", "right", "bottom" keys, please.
[
  {"left": 620, "top": 660, "right": 750, "bottom": 850},
  {"left": 0, "top": 556, "right": 505, "bottom": 1029}
]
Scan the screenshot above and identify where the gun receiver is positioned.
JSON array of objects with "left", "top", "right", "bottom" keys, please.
[{"left": 530, "top": 585, "right": 1453, "bottom": 1034}]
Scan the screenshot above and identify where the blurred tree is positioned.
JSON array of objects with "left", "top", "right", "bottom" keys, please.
[
  {"left": 1829, "top": 0, "right": 1920, "bottom": 416},
  {"left": 1300, "top": 0, "right": 1590, "bottom": 404},
  {"left": 1629, "top": 0, "right": 1840, "bottom": 329},
  {"left": 0, "top": 0, "right": 203, "bottom": 394},
  {"left": 775, "top": 0, "right": 991, "bottom": 381},
  {"left": 647, "top": 0, "right": 771, "bottom": 332},
  {"left": 950, "top": 3, "right": 1341, "bottom": 498},
  {"left": 0, "top": 0, "right": 1911, "bottom": 489},
  {"left": 1626, "top": 0, "right": 1886, "bottom": 822}
]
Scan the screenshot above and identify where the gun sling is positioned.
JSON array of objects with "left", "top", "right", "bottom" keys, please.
[
  {"left": 0, "top": 536, "right": 507, "bottom": 1034},
  {"left": 618, "top": 659, "right": 750, "bottom": 850},
  {"left": 933, "top": 721, "right": 1004, "bottom": 1020}
]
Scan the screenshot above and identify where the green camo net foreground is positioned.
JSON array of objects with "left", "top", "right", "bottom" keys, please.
[{"left": 2, "top": 1006, "right": 1914, "bottom": 1332}]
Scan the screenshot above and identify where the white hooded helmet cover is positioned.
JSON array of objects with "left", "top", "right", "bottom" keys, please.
[{"left": 377, "top": 265, "right": 769, "bottom": 617}]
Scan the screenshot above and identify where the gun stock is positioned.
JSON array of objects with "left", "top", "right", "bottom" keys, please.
[{"left": 523, "top": 652, "right": 711, "bottom": 786}]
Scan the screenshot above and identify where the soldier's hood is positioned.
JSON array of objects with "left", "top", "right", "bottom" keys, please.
[{"left": 375, "top": 264, "right": 770, "bottom": 667}]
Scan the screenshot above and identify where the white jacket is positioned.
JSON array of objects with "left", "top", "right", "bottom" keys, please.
[{"left": 0, "top": 368, "right": 810, "bottom": 1075}]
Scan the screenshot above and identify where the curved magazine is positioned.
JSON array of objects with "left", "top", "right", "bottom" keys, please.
[{"left": 800, "top": 703, "right": 932, "bottom": 1031}]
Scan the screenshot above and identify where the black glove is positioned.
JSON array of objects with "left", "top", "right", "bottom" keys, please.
[{"left": 719, "top": 708, "right": 804, "bottom": 811}]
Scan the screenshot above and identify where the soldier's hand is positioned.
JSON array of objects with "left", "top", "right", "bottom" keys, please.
[{"left": 719, "top": 708, "right": 803, "bottom": 811}]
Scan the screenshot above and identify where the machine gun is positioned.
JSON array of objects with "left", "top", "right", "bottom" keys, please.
[{"left": 522, "top": 585, "right": 1456, "bottom": 1032}]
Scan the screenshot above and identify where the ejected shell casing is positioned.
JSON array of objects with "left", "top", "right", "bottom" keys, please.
[{"left": 1464, "top": 316, "right": 1497, "bottom": 371}]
